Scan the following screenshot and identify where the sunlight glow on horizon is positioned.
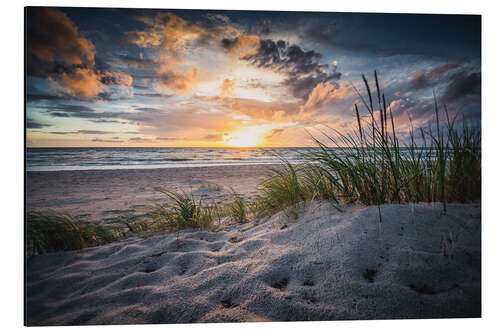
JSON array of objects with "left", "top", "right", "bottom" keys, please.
[{"left": 221, "top": 129, "right": 264, "bottom": 147}]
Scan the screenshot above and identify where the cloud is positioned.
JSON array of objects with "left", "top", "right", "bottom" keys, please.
[
  {"left": 441, "top": 71, "right": 481, "bottom": 103},
  {"left": 265, "top": 128, "right": 284, "bottom": 139},
  {"left": 135, "top": 92, "right": 173, "bottom": 99},
  {"left": 153, "top": 66, "right": 199, "bottom": 95},
  {"left": 27, "top": 7, "right": 95, "bottom": 75},
  {"left": 203, "top": 134, "right": 223, "bottom": 141},
  {"left": 215, "top": 96, "right": 300, "bottom": 122},
  {"left": 239, "top": 39, "right": 341, "bottom": 100},
  {"left": 124, "top": 12, "right": 246, "bottom": 96},
  {"left": 409, "top": 72, "right": 428, "bottom": 90},
  {"left": 302, "top": 82, "right": 354, "bottom": 113},
  {"left": 100, "top": 72, "right": 133, "bottom": 86},
  {"left": 27, "top": 8, "right": 132, "bottom": 99},
  {"left": 27, "top": 118, "right": 50, "bottom": 129},
  {"left": 128, "top": 137, "right": 153, "bottom": 142},
  {"left": 91, "top": 138, "right": 124, "bottom": 143},
  {"left": 220, "top": 35, "right": 260, "bottom": 59},
  {"left": 429, "top": 64, "right": 458, "bottom": 77},
  {"left": 292, "top": 13, "right": 480, "bottom": 59},
  {"left": 409, "top": 63, "right": 458, "bottom": 91},
  {"left": 127, "top": 12, "right": 241, "bottom": 54},
  {"left": 48, "top": 130, "right": 116, "bottom": 135},
  {"left": 156, "top": 137, "right": 178, "bottom": 141},
  {"left": 249, "top": 19, "right": 274, "bottom": 36},
  {"left": 219, "top": 78, "right": 236, "bottom": 99},
  {"left": 48, "top": 68, "right": 105, "bottom": 97}
]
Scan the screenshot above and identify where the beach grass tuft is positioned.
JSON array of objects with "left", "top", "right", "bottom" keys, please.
[
  {"left": 251, "top": 161, "right": 307, "bottom": 219},
  {"left": 227, "top": 191, "right": 248, "bottom": 224},
  {"left": 26, "top": 212, "right": 117, "bottom": 258},
  {"left": 147, "top": 187, "right": 216, "bottom": 232}
]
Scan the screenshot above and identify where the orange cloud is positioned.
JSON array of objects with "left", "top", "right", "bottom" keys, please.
[
  {"left": 154, "top": 67, "right": 199, "bottom": 95},
  {"left": 49, "top": 68, "right": 104, "bottom": 97},
  {"left": 127, "top": 12, "right": 241, "bottom": 55},
  {"left": 302, "top": 82, "right": 354, "bottom": 114},
  {"left": 219, "top": 78, "right": 236, "bottom": 99}
]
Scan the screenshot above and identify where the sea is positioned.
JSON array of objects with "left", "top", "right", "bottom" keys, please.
[{"left": 26, "top": 147, "right": 311, "bottom": 172}]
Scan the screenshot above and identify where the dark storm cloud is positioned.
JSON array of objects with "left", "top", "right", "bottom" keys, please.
[
  {"left": 230, "top": 39, "right": 341, "bottom": 100},
  {"left": 442, "top": 71, "right": 481, "bottom": 103},
  {"left": 26, "top": 7, "right": 95, "bottom": 77},
  {"left": 237, "top": 39, "right": 322, "bottom": 74},
  {"left": 293, "top": 13, "right": 481, "bottom": 59},
  {"left": 26, "top": 118, "right": 50, "bottom": 129}
]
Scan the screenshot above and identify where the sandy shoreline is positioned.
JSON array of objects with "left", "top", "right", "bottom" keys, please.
[
  {"left": 26, "top": 164, "right": 481, "bottom": 324},
  {"left": 26, "top": 201, "right": 481, "bottom": 325},
  {"left": 26, "top": 164, "right": 274, "bottom": 223}
]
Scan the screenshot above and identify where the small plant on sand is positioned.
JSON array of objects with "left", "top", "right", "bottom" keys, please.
[
  {"left": 252, "top": 161, "right": 307, "bottom": 219},
  {"left": 148, "top": 187, "right": 215, "bottom": 232},
  {"left": 26, "top": 212, "right": 117, "bottom": 257},
  {"left": 227, "top": 191, "right": 248, "bottom": 224}
]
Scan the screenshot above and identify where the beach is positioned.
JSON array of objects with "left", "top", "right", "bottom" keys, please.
[
  {"left": 26, "top": 164, "right": 272, "bottom": 223},
  {"left": 25, "top": 153, "right": 482, "bottom": 325},
  {"left": 26, "top": 200, "right": 481, "bottom": 325}
]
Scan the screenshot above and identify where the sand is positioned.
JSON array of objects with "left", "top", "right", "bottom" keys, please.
[
  {"left": 26, "top": 200, "right": 481, "bottom": 325},
  {"left": 26, "top": 164, "right": 272, "bottom": 223}
]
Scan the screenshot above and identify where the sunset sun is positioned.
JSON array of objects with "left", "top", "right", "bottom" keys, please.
[{"left": 223, "top": 130, "right": 262, "bottom": 147}]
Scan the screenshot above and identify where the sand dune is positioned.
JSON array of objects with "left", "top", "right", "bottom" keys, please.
[{"left": 26, "top": 201, "right": 481, "bottom": 325}]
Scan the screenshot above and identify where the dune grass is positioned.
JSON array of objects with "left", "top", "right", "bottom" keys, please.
[
  {"left": 251, "top": 71, "right": 481, "bottom": 219},
  {"left": 146, "top": 187, "right": 217, "bottom": 233},
  {"left": 251, "top": 161, "right": 308, "bottom": 219},
  {"left": 26, "top": 212, "right": 117, "bottom": 258},
  {"left": 227, "top": 191, "right": 248, "bottom": 224}
]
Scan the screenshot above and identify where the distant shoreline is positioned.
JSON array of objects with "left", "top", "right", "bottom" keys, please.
[{"left": 26, "top": 160, "right": 291, "bottom": 172}]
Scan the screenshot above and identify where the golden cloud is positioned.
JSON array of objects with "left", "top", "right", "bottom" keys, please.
[
  {"left": 48, "top": 68, "right": 104, "bottom": 98},
  {"left": 219, "top": 78, "right": 236, "bottom": 99},
  {"left": 302, "top": 82, "right": 354, "bottom": 114},
  {"left": 154, "top": 67, "right": 199, "bottom": 95}
]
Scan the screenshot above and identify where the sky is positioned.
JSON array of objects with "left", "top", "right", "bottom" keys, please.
[{"left": 26, "top": 7, "right": 481, "bottom": 147}]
